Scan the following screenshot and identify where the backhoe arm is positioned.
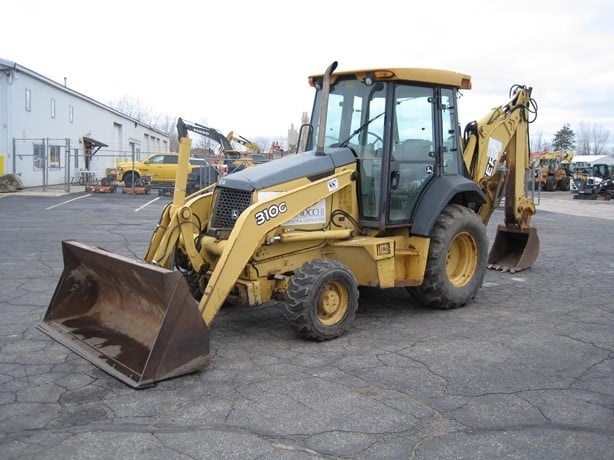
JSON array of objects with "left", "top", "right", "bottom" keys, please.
[{"left": 463, "top": 85, "right": 536, "bottom": 229}]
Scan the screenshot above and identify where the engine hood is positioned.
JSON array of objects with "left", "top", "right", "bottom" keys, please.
[{"left": 215, "top": 147, "right": 356, "bottom": 192}]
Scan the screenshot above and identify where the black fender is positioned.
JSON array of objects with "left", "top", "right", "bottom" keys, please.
[{"left": 410, "top": 175, "right": 486, "bottom": 237}]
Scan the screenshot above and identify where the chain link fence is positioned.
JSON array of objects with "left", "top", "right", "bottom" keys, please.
[{"left": 10, "top": 138, "right": 220, "bottom": 193}]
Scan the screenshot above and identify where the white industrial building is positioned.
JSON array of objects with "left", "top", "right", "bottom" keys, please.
[{"left": 0, "top": 58, "right": 170, "bottom": 188}]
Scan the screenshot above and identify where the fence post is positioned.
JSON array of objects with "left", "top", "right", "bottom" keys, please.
[
  {"left": 65, "top": 138, "right": 71, "bottom": 193},
  {"left": 43, "top": 138, "right": 48, "bottom": 191},
  {"left": 12, "top": 137, "right": 16, "bottom": 174}
]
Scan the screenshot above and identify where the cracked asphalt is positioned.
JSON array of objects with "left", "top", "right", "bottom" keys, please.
[{"left": 0, "top": 189, "right": 612, "bottom": 459}]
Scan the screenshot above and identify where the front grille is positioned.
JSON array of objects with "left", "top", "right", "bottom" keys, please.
[{"left": 210, "top": 187, "right": 253, "bottom": 231}]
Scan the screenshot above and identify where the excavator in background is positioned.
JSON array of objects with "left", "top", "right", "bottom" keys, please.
[
  {"left": 39, "top": 61, "right": 540, "bottom": 388},
  {"left": 531, "top": 149, "right": 573, "bottom": 191},
  {"left": 227, "top": 131, "right": 270, "bottom": 164},
  {"left": 226, "top": 131, "right": 261, "bottom": 154},
  {"left": 190, "top": 123, "right": 253, "bottom": 173}
]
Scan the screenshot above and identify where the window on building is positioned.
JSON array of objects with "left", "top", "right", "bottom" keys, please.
[
  {"left": 69, "top": 105, "right": 74, "bottom": 123},
  {"left": 50, "top": 98, "right": 56, "bottom": 118},
  {"left": 25, "top": 89, "right": 31, "bottom": 112},
  {"left": 33, "top": 144, "right": 44, "bottom": 170},
  {"left": 49, "top": 145, "right": 61, "bottom": 169}
]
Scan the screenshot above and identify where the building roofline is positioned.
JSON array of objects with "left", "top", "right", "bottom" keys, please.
[{"left": 0, "top": 57, "right": 169, "bottom": 138}]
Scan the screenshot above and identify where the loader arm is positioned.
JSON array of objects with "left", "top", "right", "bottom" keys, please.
[
  {"left": 198, "top": 168, "right": 355, "bottom": 326},
  {"left": 143, "top": 135, "right": 212, "bottom": 271}
]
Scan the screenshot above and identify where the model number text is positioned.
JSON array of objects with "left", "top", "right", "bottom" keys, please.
[{"left": 255, "top": 202, "right": 288, "bottom": 225}]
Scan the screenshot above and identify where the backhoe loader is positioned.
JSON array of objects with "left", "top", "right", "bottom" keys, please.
[{"left": 39, "top": 61, "right": 540, "bottom": 388}]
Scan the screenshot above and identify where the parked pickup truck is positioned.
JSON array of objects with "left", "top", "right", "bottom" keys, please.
[{"left": 116, "top": 153, "right": 218, "bottom": 188}]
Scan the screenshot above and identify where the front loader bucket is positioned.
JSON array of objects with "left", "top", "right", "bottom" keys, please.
[
  {"left": 487, "top": 225, "right": 540, "bottom": 273},
  {"left": 38, "top": 240, "right": 210, "bottom": 388}
]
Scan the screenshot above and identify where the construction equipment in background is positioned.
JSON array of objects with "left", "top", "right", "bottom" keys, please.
[
  {"left": 573, "top": 177, "right": 614, "bottom": 200},
  {"left": 39, "top": 62, "right": 540, "bottom": 388},
  {"left": 187, "top": 123, "right": 253, "bottom": 173},
  {"left": 571, "top": 160, "right": 613, "bottom": 192},
  {"left": 573, "top": 161, "right": 614, "bottom": 200},
  {"left": 228, "top": 131, "right": 270, "bottom": 165},
  {"left": 531, "top": 149, "right": 573, "bottom": 191},
  {"left": 156, "top": 165, "right": 220, "bottom": 197},
  {"left": 267, "top": 141, "right": 285, "bottom": 160},
  {"left": 226, "top": 131, "right": 261, "bottom": 154},
  {"left": 122, "top": 176, "right": 152, "bottom": 195},
  {"left": 85, "top": 174, "right": 118, "bottom": 193}
]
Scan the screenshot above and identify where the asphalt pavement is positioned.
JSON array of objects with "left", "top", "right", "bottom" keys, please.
[{"left": 0, "top": 188, "right": 612, "bottom": 459}]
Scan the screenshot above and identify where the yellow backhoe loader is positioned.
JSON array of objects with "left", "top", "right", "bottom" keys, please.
[
  {"left": 39, "top": 61, "right": 540, "bottom": 388},
  {"left": 532, "top": 150, "right": 573, "bottom": 191}
]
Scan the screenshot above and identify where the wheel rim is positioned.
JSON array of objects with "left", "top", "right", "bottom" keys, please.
[
  {"left": 316, "top": 281, "right": 349, "bottom": 325},
  {"left": 446, "top": 231, "right": 478, "bottom": 287}
]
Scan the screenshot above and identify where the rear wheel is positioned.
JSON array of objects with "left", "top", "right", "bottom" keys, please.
[
  {"left": 284, "top": 259, "right": 359, "bottom": 341},
  {"left": 558, "top": 176, "right": 571, "bottom": 191},
  {"left": 407, "top": 204, "right": 487, "bottom": 309}
]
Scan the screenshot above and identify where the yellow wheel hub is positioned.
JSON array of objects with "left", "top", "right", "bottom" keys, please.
[
  {"left": 446, "top": 231, "right": 478, "bottom": 287},
  {"left": 316, "top": 281, "right": 349, "bottom": 325}
]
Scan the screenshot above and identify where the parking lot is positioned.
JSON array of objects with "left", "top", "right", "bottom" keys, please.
[{"left": 0, "top": 189, "right": 612, "bottom": 459}]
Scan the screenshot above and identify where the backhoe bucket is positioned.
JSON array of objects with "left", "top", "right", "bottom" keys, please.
[
  {"left": 487, "top": 225, "right": 540, "bottom": 273},
  {"left": 38, "top": 240, "right": 210, "bottom": 388}
]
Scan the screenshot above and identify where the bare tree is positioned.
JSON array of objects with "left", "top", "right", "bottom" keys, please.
[
  {"left": 109, "top": 96, "right": 154, "bottom": 125},
  {"left": 530, "top": 129, "right": 549, "bottom": 152},
  {"left": 153, "top": 113, "right": 180, "bottom": 151},
  {"left": 190, "top": 118, "right": 216, "bottom": 152},
  {"left": 109, "top": 96, "right": 183, "bottom": 151},
  {"left": 576, "top": 122, "right": 610, "bottom": 155}
]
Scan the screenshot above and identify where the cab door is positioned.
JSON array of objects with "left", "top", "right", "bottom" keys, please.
[{"left": 386, "top": 85, "right": 436, "bottom": 223}]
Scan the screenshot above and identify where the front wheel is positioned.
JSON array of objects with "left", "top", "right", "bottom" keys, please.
[
  {"left": 558, "top": 176, "right": 571, "bottom": 191},
  {"left": 545, "top": 175, "right": 557, "bottom": 191},
  {"left": 123, "top": 172, "right": 137, "bottom": 187},
  {"left": 284, "top": 259, "right": 359, "bottom": 341},
  {"left": 407, "top": 204, "right": 487, "bottom": 309}
]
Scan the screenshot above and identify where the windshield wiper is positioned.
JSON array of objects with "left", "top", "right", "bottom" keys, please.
[{"left": 339, "top": 111, "right": 386, "bottom": 147}]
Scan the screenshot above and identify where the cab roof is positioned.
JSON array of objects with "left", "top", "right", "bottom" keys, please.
[{"left": 309, "top": 67, "right": 472, "bottom": 90}]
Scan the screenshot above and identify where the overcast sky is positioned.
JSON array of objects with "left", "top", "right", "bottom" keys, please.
[{"left": 3, "top": 0, "right": 613, "bottom": 147}]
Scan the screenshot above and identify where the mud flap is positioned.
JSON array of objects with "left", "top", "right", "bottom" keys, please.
[
  {"left": 487, "top": 225, "right": 539, "bottom": 273},
  {"left": 38, "top": 240, "right": 210, "bottom": 388}
]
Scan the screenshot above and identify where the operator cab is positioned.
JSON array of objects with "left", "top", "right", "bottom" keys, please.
[{"left": 308, "top": 72, "right": 463, "bottom": 231}]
